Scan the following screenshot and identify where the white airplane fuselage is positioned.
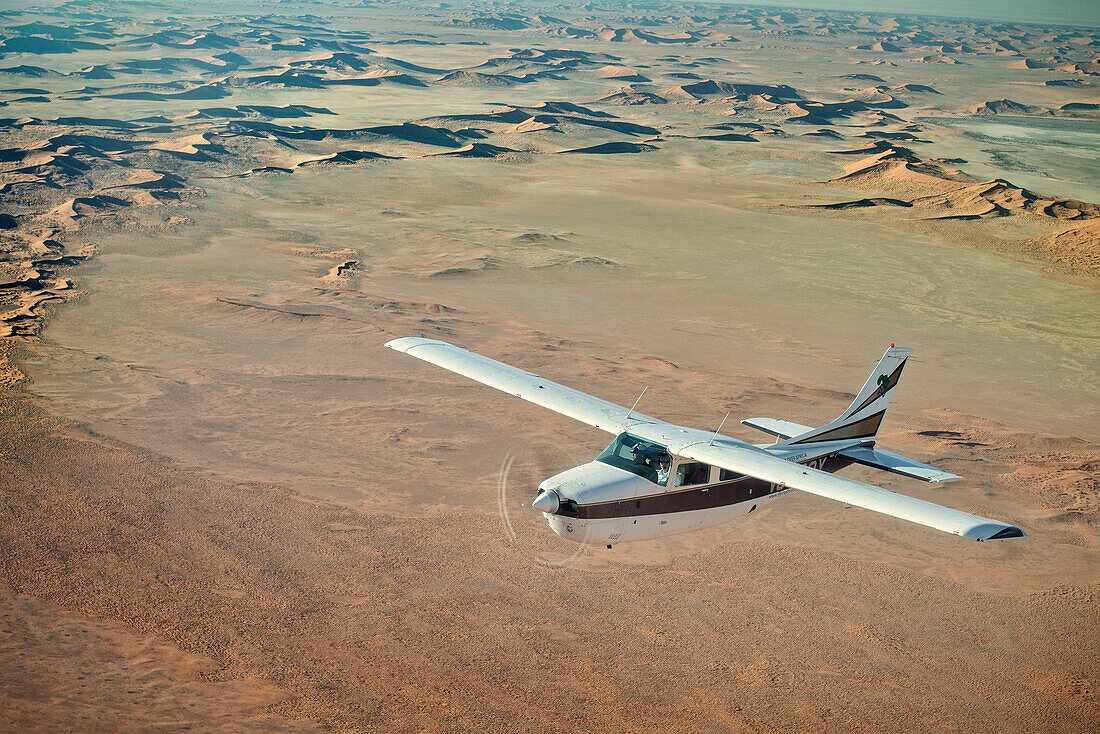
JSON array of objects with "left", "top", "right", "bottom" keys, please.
[{"left": 534, "top": 443, "right": 844, "bottom": 546}]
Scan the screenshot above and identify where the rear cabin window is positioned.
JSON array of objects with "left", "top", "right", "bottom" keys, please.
[
  {"left": 596, "top": 433, "right": 671, "bottom": 485},
  {"left": 675, "top": 462, "right": 711, "bottom": 487},
  {"left": 719, "top": 469, "right": 743, "bottom": 482}
]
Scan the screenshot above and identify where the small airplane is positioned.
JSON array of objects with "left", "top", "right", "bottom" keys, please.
[{"left": 386, "top": 337, "right": 1025, "bottom": 547}]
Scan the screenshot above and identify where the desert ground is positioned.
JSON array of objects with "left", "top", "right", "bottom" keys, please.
[{"left": 1, "top": 1, "right": 1098, "bottom": 731}]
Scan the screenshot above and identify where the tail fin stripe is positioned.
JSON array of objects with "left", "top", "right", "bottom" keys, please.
[
  {"left": 844, "top": 359, "right": 907, "bottom": 418},
  {"left": 787, "top": 409, "right": 887, "bottom": 445}
]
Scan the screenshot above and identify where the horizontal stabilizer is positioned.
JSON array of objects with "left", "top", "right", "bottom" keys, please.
[
  {"left": 741, "top": 417, "right": 813, "bottom": 440},
  {"left": 838, "top": 446, "right": 961, "bottom": 483}
]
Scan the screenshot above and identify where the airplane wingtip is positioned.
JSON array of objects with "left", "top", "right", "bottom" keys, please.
[
  {"left": 986, "top": 525, "right": 1026, "bottom": 540},
  {"left": 385, "top": 336, "right": 452, "bottom": 354},
  {"left": 384, "top": 336, "right": 421, "bottom": 352},
  {"left": 961, "top": 522, "right": 1027, "bottom": 541}
]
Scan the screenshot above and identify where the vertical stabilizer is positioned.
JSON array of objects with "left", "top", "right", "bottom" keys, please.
[{"left": 781, "top": 346, "right": 913, "bottom": 446}]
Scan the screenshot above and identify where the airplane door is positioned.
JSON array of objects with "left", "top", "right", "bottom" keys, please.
[
  {"left": 610, "top": 475, "right": 647, "bottom": 543},
  {"left": 659, "top": 461, "right": 713, "bottom": 536}
]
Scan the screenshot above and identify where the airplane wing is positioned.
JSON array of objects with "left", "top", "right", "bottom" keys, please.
[
  {"left": 385, "top": 337, "right": 663, "bottom": 435},
  {"left": 628, "top": 424, "right": 1024, "bottom": 541}
]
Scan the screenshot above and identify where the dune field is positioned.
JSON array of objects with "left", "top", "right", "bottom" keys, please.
[{"left": 1, "top": 1, "right": 1098, "bottom": 731}]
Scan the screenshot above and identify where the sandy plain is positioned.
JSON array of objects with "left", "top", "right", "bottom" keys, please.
[{"left": 1, "top": 1, "right": 1098, "bottom": 732}]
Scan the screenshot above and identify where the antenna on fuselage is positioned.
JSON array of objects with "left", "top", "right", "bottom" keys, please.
[
  {"left": 625, "top": 386, "right": 648, "bottom": 422},
  {"left": 709, "top": 412, "right": 731, "bottom": 446}
]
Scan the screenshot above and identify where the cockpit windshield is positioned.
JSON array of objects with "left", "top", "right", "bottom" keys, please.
[{"left": 596, "top": 433, "right": 671, "bottom": 485}]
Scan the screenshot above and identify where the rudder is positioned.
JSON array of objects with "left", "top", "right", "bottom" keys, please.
[{"left": 780, "top": 345, "right": 912, "bottom": 447}]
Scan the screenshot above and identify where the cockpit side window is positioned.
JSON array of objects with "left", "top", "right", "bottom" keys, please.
[
  {"left": 675, "top": 461, "right": 712, "bottom": 487},
  {"left": 596, "top": 433, "right": 671, "bottom": 485}
]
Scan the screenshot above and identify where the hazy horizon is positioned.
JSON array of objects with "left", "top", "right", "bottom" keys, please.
[
  {"left": 707, "top": 0, "right": 1100, "bottom": 28},
  {"left": 9, "top": 0, "right": 1100, "bottom": 28}
]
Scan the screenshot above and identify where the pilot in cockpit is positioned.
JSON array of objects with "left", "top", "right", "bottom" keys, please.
[
  {"left": 630, "top": 445, "right": 653, "bottom": 482},
  {"left": 656, "top": 453, "right": 671, "bottom": 486}
]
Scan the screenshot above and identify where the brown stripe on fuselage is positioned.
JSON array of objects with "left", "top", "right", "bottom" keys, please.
[{"left": 558, "top": 455, "right": 854, "bottom": 520}]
